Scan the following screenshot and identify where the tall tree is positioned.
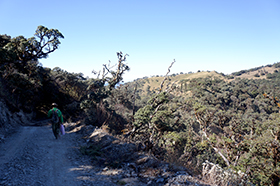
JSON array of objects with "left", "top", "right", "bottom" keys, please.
[
  {"left": 80, "top": 51, "right": 130, "bottom": 126},
  {"left": 0, "top": 26, "right": 64, "bottom": 112}
]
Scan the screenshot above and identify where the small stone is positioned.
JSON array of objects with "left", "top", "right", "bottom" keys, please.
[
  {"left": 131, "top": 173, "right": 137, "bottom": 177},
  {"left": 102, "top": 167, "right": 109, "bottom": 171},
  {"left": 156, "top": 177, "right": 165, "bottom": 183}
]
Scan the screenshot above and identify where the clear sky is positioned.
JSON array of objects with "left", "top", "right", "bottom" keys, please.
[{"left": 1, "top": 0, "right": 279, "bottom": 82}]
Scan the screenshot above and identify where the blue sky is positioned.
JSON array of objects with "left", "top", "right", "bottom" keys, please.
[{"left": 1, "top": 0, "right": 279, "bottom": 82}]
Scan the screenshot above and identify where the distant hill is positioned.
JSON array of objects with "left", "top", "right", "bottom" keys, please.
[
  {"left": 125, "top": 62, "right": 280, "bottom": 97},
  {"left": 228, "top": 62, "right": 280, "bottom": 80},
  {"left": 125, "top": 71, "right": 224, "bottom": 96}
]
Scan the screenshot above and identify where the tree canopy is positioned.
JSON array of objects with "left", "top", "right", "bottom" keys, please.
[{"left": 1, "top": 25, "right": 64, "bottom": 64}]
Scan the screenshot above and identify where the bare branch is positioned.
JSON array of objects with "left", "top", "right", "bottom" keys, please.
[
  {"left": 195, "top": 111, "right": 230, "bottom": 167},
  {"left": 158, "top": 59, "right": 176, "bottom": 93},
  {"left": 132, "top": 84, "right": 138, "bottom": 118}
]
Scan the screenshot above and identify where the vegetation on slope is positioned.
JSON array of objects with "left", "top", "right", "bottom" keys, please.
[{"left": 121, "top": 63, "right": 280, "bottom": 185}]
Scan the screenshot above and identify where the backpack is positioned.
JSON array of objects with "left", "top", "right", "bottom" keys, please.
[{"left": 51, "top": 109, "right": 60, "bottom": 124}]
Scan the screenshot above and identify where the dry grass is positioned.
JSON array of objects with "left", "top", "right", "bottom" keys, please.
[
  {"left": 134, "top": 65, "right": 279, "bottom": 96},
  {"left": 232, "top": 66, "right": 277, "bottom": 80},
  {"left": 140, "top": 71, "right": 225, "bottom": 95}
]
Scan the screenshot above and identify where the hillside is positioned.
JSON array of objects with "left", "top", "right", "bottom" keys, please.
[
  {"left": 125, "top": 62, "right": 280, "bottom": 98},
  {"left": 231, "top": 66, "right": 278, "bottom": 79},
  {"left": 229, "top": 63, "right": 280, "bottom": 80},
  {"left": 118, "top": 61, "right": 280, "bottom": 185}
]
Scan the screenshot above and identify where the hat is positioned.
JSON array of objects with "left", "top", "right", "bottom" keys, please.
[{"left": 52, "top": 103, "right": 58, "bottom": 107}]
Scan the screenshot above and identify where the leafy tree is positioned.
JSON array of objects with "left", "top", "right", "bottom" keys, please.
[
  {"left": 0, "top": 26, "right": 65, "bottom": 114},
  {"left": 130, "top": 61, "right": 179, "bottom": 150},
  {"left": 51, "top": 67, "right": 87, "bottom": 101},
  {"left": 2, "top": 25, "right": 64, "bottom": 66}
]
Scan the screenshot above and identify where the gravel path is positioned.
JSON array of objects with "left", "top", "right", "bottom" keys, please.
[
  {"left": 0, "top": 124, "right": 116, "bottom": 186},
  {"left": 0, "top": 123, "right": 212, "bottom": 186}
]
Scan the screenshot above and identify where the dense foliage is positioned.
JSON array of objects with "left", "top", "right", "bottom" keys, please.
[
  {"left": 125, "top": 66, "right": 280, "bottom": 185},
  {"left": 0, "top": 26, "right": 68, "bottom": 115}
]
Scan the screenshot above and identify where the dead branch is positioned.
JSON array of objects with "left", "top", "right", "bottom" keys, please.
[
  {"left": 132, "top": 84, "right": 138, "bottom": 118},
  {"left": 158, "top": 59, "right": 176, "bottom": 93},
  {"left": 165, "top": 80, "right": 178, "bottom": 93},
  {"left": 195, "top": 112, "right": 231, "bottom": 167},
  {"left": 202, "top": 130, "right": 230, "bottom": 167}
]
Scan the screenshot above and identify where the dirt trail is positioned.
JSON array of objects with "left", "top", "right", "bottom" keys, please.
[
  {"left": 0, "top": 124, "right": 116, "bottom": 186},
  {"left": 0, "top": 123, "right": 211, "bottom": 186}
]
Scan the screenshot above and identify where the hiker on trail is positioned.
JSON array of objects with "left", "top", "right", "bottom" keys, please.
[{"left": 48, "top": 103, "right": 64, "bottom": 139}]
